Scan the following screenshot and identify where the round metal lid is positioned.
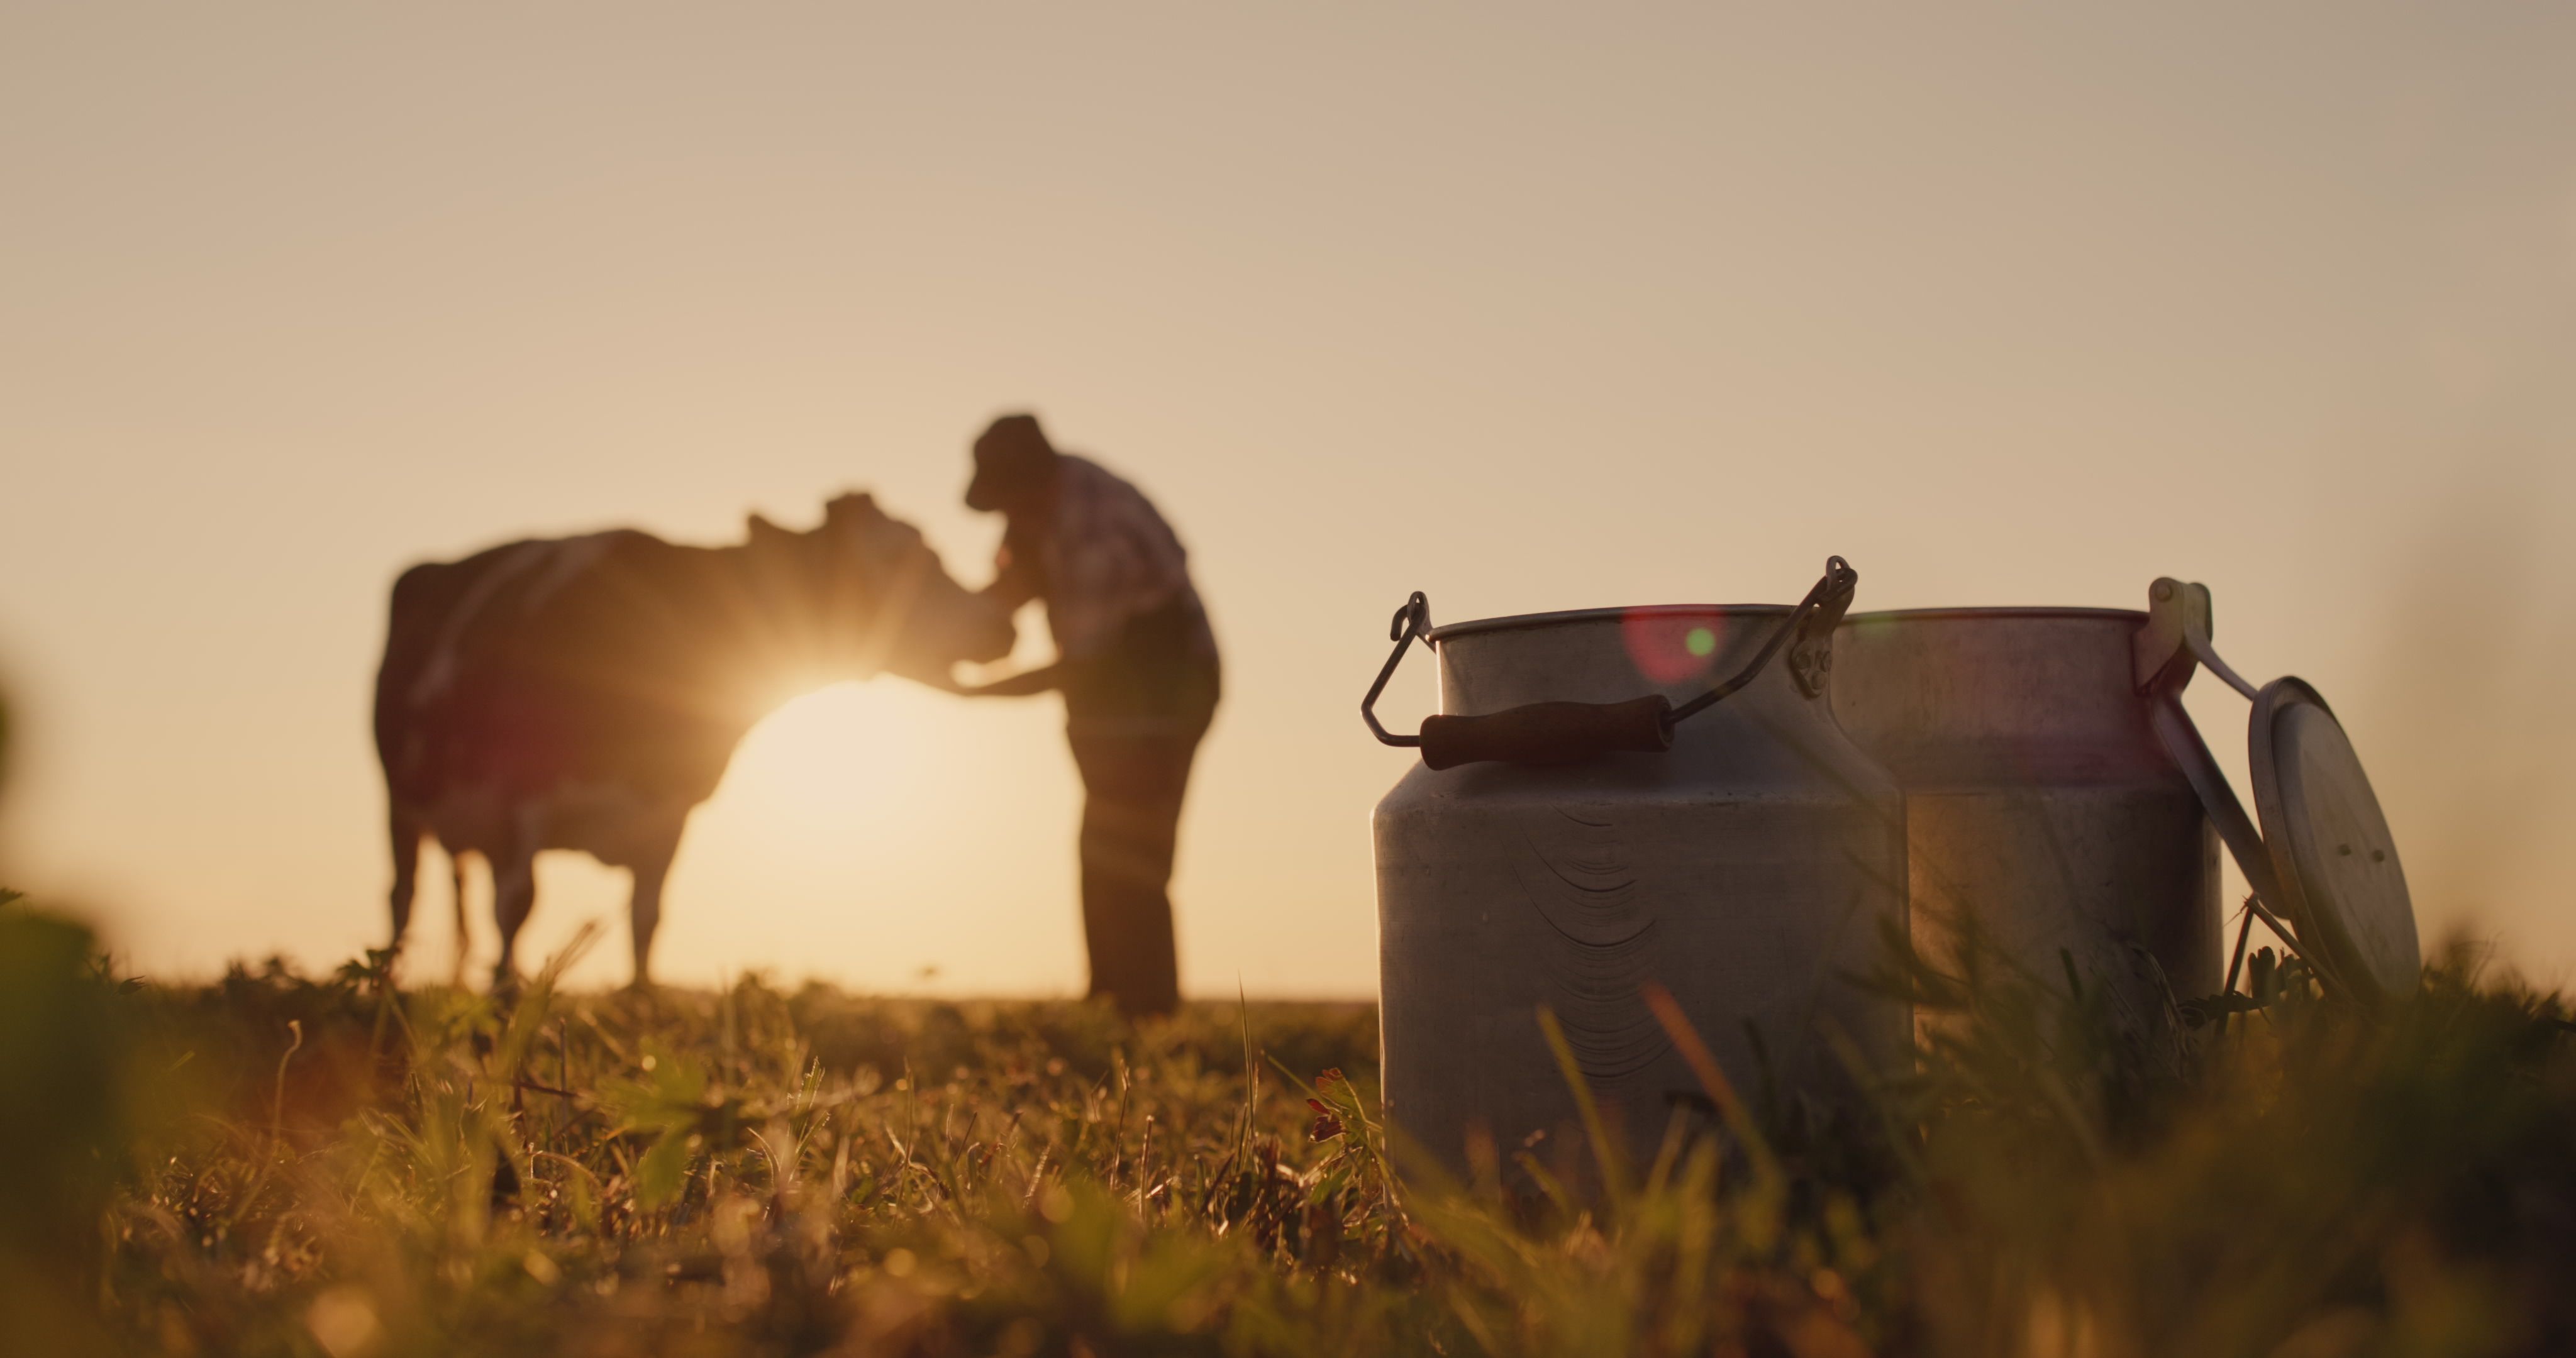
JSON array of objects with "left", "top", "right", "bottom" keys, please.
[{"left": 2247, "top": 678, "right": 2419, "bottom": 1003}]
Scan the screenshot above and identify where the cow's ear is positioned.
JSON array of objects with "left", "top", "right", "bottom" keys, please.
[
  {"left": 823, "top": 491, "right": 878, "bottom": 524},
  {"left": 746, "top": 512, "right": 791, "bottom": 545}
]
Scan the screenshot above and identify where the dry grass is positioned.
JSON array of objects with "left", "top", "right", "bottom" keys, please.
[{"left": 6, "top": 898, "right": 2576, "bottom": 1357}]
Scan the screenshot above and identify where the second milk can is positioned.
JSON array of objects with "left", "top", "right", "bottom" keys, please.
[
  {"left": 1365, "top": 560, "right": 1907, "bottom": 1171},
  {"left": 1829, "top": 608, "right": 2222, "bottom": 1027}
]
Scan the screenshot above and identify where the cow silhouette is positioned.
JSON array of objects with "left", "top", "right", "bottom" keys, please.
[{"left": 374, "top": 492, "right": 1014, "bottom": 988}]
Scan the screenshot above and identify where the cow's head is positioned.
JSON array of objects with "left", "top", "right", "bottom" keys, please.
[{"left": 745, "top": 493, "right": 1016, "bottom": 687}]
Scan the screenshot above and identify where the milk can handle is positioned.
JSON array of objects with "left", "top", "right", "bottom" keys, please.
[
  {"left": 1362, "top": 556, "right": 1858, "bottom": 770},
  {"left": 1359, "top": 592, "right": 1434, "bottom": 748}
]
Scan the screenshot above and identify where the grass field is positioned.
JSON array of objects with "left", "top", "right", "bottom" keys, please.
[{"left": 6, "top": 897, "right": 2576, "bottom": 1357}]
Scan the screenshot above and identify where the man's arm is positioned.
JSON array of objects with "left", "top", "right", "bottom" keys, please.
[
  {"left": 941, "top": 534, "right": 1062, "bottom": 696},
  {"left": 984, "top": 538, "right": 1043, "bottom": 612}
]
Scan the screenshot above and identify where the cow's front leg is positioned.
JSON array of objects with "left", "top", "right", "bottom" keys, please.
[
  {"left": 387, "top": 807, "right": 423, "bottom": 956},
  {"left": 490, "top": 839, "right": 538, "bottom": 995},
  {"left": 626, "top": 829, "right": 682, "bottom": 989}
]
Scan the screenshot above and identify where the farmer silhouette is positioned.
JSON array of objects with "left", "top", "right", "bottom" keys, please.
[{"left": 949, "top": 414, "right": 1219, "bottom": 1017}]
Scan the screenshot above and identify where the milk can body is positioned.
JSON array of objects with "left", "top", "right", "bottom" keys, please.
[
  {"left": 1374, "top": 606, "right": 1907, "bottom": 1171},
  {"left": 1829, "top": 609, "right": 2221, "bottom": 1024}
]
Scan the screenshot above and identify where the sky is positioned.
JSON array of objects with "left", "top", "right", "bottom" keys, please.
[{"left": 3, "top": 3, "right": 2573, "bottom": 998}]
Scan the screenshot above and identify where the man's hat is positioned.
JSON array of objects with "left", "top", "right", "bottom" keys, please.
[{"left": 967, "top": 413, "right": 1058, "bottom": 511}]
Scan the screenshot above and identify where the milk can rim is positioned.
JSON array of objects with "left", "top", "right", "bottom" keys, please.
[
  {"left": 1426, "top": 603, "right": 1793, "bottom": 643},
  {"left": 1426, "top": 602, "right": 2148, "bottom": 643},
  {"left": 1840, "top": 605, "right": 2146, "bottom": 625}
]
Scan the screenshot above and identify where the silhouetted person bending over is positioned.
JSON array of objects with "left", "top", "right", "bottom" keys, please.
[{"left": 953, "top": 414, "right": 1219, "bottom": 1017}]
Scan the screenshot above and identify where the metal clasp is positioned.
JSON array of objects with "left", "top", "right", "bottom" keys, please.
[
  {"left": 1786, "top": 555, "right": 1860, "bottom": 698},
  {"left": 2133, "top": 577, "right": 2258, "bottom": 700}
]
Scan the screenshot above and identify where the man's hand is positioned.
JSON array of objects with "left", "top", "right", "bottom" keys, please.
[{"left": 937, "top": 661, "right": 1065, "bottom": 698}]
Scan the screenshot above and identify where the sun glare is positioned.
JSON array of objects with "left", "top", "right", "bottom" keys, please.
[
  {"left": 652, "top": 675, "right": 1080, "bottom": 994},
  {"left": 717, "top": 682, "right": 943, "bottom": 827}
]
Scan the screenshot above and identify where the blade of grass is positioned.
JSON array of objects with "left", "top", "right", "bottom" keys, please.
[{"left": 1536, "top": 1005, "right": 1631, "bottom": 1207}]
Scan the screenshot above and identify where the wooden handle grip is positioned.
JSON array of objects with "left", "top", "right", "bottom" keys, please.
[{"left": 1418, "top": 695, "right": 1675, "bottom": 771}]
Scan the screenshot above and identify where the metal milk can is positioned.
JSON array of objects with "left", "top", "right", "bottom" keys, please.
[
  {"left": 1828, "top": 608, "right": 2223, "bottom": 1027},
  {"left": 1363, "top": 559, "right": 1908, "bottom": 1170}
]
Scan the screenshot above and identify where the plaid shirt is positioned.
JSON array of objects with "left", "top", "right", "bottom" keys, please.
[{"left": 1023, "top": 455, "right": 1207, "bottom": 661}]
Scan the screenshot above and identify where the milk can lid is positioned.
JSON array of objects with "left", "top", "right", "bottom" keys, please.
[{"left": 2247, "top": 677, "right": 2421, "bottom": 1003}]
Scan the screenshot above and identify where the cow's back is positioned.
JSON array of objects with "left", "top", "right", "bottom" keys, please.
[
  {"left": 377, "top": 533, "right": 643, "bottom": 799},
  {"left": 376, "top": 530, "right": 755, "bottom": 817}
]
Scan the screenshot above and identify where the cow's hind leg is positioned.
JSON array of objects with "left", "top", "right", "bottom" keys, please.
[
  {"left": 387, "top": 805, "right": 423, "bottom": 957},
  {"left": 448, "top": 848, "right": 473, "bottom": 987},
  {"left": 491, "top": 838, "right": 538, "bottom": 996},
  {"left": 626, "top": 825, "right": 683, "bottom": 990}
]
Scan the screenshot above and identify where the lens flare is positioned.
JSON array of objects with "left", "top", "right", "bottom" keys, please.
[{"left": 1621, "top": 609, "right": 1724, "bottom": 685}]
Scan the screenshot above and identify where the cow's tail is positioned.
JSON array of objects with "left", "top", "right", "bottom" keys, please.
[
  {"left": 375, "top": 561, "right": 447, "bottom": 797},
  {"left": 380, "top": 560, "right": 474, "bottom": 960}
]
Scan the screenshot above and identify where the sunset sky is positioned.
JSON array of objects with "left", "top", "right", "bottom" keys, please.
[{"left": 4, "top": 4, "right": 2573, "bottom": 996}]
